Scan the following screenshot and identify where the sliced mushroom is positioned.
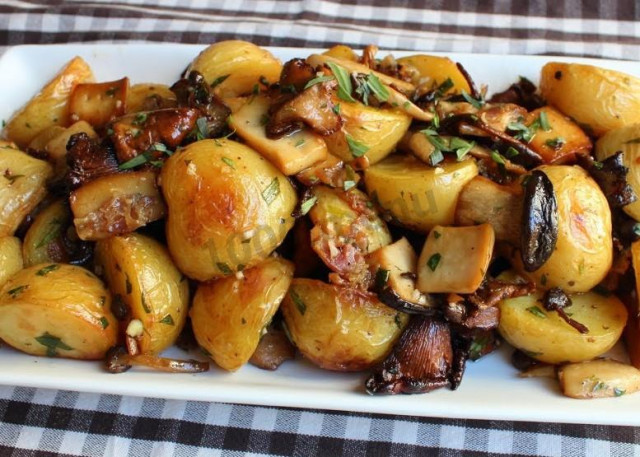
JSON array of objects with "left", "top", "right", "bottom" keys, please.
[
  {"left": 66, "top": 132, "right": 120, "bottom": 190},
  {"left": 249, "top": 328, "right": 295, "bottom": 371},
  {"left": 580, "top": 152, "right": 637, "bottom": 209},
  {"left": 105, "top": 345, "right": 209, "bottom": 374}
]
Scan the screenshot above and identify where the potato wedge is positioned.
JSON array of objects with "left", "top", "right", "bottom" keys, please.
[
  {"left": 189, "top": 41, "right": 282, "bottom": 98},
  {"left": 0, "top": 264, "right": 117, "bottom": 359},
  {"left": 540, "top": 62, "right": 640, "bottom": 136},
  {"left": 396, "top": 54, "right": 471, "bottom": 94},
  {"left": 0, "top": 147, "right": 53, "bottom": 237},
  {"left": 281, "top": 278, "right": 407, "bottom": 371},
  {"left": 364, "top": 154, "right": 478, "bottom": 232},
  {"left": 525, "top": 107, "right": 592, "bottom": 163},
  {"left": 161, "top": 139, "right": 297, "bottom": 281},
  {"left": 68, "top": 78, "right": 129, "bottom": 128},
  {"left": 558, "top": 359, "right": 640, "bottom": 399},
  {"left": 0, "top": 237, "right": 23, "bottom": 287},
  {"left": 95, "top": 233, "right": 189, "bottom": 355},
  {"left": 229, "top": 95, "right": 328, "bottom": 175},
  {"left": 4, "top": 57, "right": 94, "bottom": 148},
  {"left": 190, "top": 257, "right": 294, "bottom": 371},
  {"left": 27, "top": 125, "right": 65, "bottom": 153},
  {"left": 498, "top": 290, "right": 627, "bottom": 364}
]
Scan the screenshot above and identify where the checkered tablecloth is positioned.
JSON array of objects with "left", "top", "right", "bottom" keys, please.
[{"left": 2, "top": 1, "right": 640, "bottom": 456}]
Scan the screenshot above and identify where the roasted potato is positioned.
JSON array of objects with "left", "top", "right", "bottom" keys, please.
[
  {"left": 126, "top": 83, "right": 177, "bottom": 113},
  {"left": 0, "top": 237, "right": 23, "bottom": 287},
  {"left": 189, "top": 41, "right": 282, "bottom": 98},
  {"left": 558, "top": 359, "right": 640, "bottom": 399},
  {"left": 364, "top": 154, "right": 479, "bottom": 232},
  {"left": 0, "top": 263, "right": 117, "bottom": 359},
  {"left": 540, "top": 62, "right": 640, "bottom": 136},
  {"left": 322, "top": 45, "right": 358, "bottom": 62},
  {"left": 44, "top": 120, "right": 98, "bottom": 179},
  {"left": 396, "top": 54, "right": 471, "bottom": 94},
  {"left": 161, "top": 139, "right": 297, "bottom": 281},
  {"left": 498, "top": 289, "right": 627, "bottom": 364},
  {"left": 281, "top": 278, "right": 407, "bottom": 371},
  {"left": 3, "top": 57, "right": 94, "bottom": 148},
  {"left": 595, "top": 123, "right": 640, "bottom": 221},
  {"left": 23, "top": 199, "right": 70, "bottom": 266},
  {"left": 0, "top": 146, "right": 53, "bottom": 237},
  {"left": 190, "top": 257, "right": 294, "bottom": 371},
  {"left": 95, "top": 233, "right": 189, "bottom": 354},
  {"left": 515, "top": 165, "right": 612, "bottom": 292},
  {"left": 68, "top": 78, "right": 129, "bottom": 128}
]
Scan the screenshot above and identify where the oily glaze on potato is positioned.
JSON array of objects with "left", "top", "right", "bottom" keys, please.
[
  {"left": 23, "top": 199, "right": 70, "bottom": 266},
  {"left": 0, "top": 264, "right": 117, "bottom": 359},
  {"left": 4, "top": 57, "right": 94, "bottom": 148},
  {"left": 364, "top": 154, "right": 478, "bottom": 232},
  {"left": 189, "top": 41, "right": 282, "bottom": 98},
  {"left": 0, "top": 237, "right": 23, "bottom": 287},
  {"left": 161, "top": 139, "right": 297, "bottom": 281},
  {"left": 126, "top": 83, "right": 177, "bottom": 113},
  {"left": 498, "top": 289, "right": 627, "bottom": 364},
  {"left": 0, "top": 146, "right": 53, "bottom": 237},
  {"left": 516, "top": 165, "right": 612, "bottom": 292},
  {"left": 94, "top": 233, "right": 189, "bottom": 355},
  {"left": 396, "top": 55, "right": 471, "bottom": 94},
  {"left": 190, "top": 257, "right": 294, "bottom": 371},
  {"left": 540, "top": 62, "right": 640, "bottom": 136},
  {"left": 281, "top": 278, "right": 408, "bottom": 371}
]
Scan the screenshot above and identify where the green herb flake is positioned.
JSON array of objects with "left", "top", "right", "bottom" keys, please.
[
  {"left": 303, "top": 74, "right": 335, "bottom": 90},
  {"left": 294, "top": 138, "right": 306, "bottom": 148},
  {"left": 468, "top": 335, "right": 492, "bottom": 360},
  {"left": 35, "top": 218, "right": 63, "bottom": 249},
  {"left": 217, "top": 262, "right": 233, "bottom": 275},
  {"left": 211, "top": 74, "right": 230, "bottom": 88},
  {"left": 461, "top": 90, "right": 483, "bottom": 109},
  {"left": 433, "top": 230, "right": 441, "bottom": 239},
  {"left": 375, "top": 268, "right": 390, "bottom": 290},
  {"left": 332, "top": 103, "right": 341, "bottom": 115},
  {"left": 505, "top": 147, "right": 520, "bottom": 158},
  {"left": 436, "top": 78, "right": 454, "bottom": 96},
  {"left": 541, "top": 274, "right": 548, "bottom": 286},
  {"left": 491, "top": 150, "right": 506, "bottom": 166},
  {"left": 343, "top": 180, "right": 356, "bottom": 191},
  {"left": 221, "top": 156, "right": 235, "bottom": 169},
  {"left": 345, "top": 134, "right": 369, "bottom": 158},
  {"left": 261, "top": 177, "right": 280, "bottom": 205},
  {"left": 365, "top": 73, "right": 389, "bottom": 102},
  {"left": 99, "top": 317, "right": 109, "bottom": 329},
  {"left": 259, "top": 113, "right": 270, "bottom": 126},
  {"left": 526, "top": 306, "right": 547, "bottom": 318},
  {"left": 36, "top": 264, "right": 59, "bottom": 276},
  {"left": 194, "top": 116, "right": 208, "bottom": 141},
  {"left": 614, "top": 387, "right": 626, "bottom": 397},
  {"left": 290, "top": 289, "right": 307, "bottom": 315},
  {"left": 539, "top": 111, "right": 551, "bottom": 131},
  {"left": 133, "top": 112, "right": 147, "bottom": 125},
  {"left": 326, "top": 62, "right": 356, "bottom": 103},
  {"left": 545, "top": 137, "right": 565, "bottom": 149},
  {"left": 507, "top": 120, "right": 536, "bottom": 143},
  {"left": 427, "top": 253, "right": 441, "bottom": 272},
  {"left": 449, "top": 137, "right": 475, "bottom": 160},
  {"left": 429, "top": 149, "right": 444, "bottom": 166},
  {"left": 35, "top": 332, "right": 73, "bottom": 357},
  {"left": 160, "top": 314, "right": 175, "bottom": 326},
  {"left": 299, "top": 196, "right": 317, "bottom": 216},
  {"left": 118, "top": 152, "right": 151, "bottom": 170},
  {"left": 8, "top": 285, "right": 27, "bottom": 298}
]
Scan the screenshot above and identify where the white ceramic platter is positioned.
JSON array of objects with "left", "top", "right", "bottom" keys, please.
[{"left": 1, "top": 44, "right": 640, "bottom": 426}]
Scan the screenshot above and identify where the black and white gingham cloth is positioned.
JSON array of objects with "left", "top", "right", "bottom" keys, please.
[{"left": 3, "top": 1, "right": 640, "bottom": 455}]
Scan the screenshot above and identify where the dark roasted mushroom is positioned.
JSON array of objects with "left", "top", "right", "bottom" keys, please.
[
  {"left": 280, "top": 58, "right": 316, "bottom": 93},
  {"left": 449, "top": 335, "right": 470, "bottom": 390},
  {"left": 365, "top": 316, "right": 452, "bottom": 395},
  {"left": 249, "top": 328, "right": 295, "bottom": 371},
  {"left": 542, "top": 287, "right": 589, "bottom": 333},
  {"left": 488, "top": 77, "right": 545, "bottom": 111},
  {"left": 579, "top": 152, "right": 637, "bottom": 209},
  {"left": 66, "top": 132, "right": 120, "bottom": 190},
  {"left": 520, "top": 170, "right": 558, "bottom": 272},
  {"left": 105, "top": 345, "right": 210, "bottom": 374}
]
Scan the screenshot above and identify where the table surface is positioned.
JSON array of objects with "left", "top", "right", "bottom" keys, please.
[{"left": 3, "top": 1, "right": 640, "bottom": 456}]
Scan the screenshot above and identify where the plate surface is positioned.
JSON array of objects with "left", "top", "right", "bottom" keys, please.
[{"left": 1, "top": 44, "right": 640, "bottom": 426}]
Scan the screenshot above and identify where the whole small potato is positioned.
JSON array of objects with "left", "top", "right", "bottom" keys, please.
[
  {"left": 0, "top": 237, "right": 23, "bottom": 287},
  {"left": 540, "top": 62, "right": 640, "bottom": 136},
  {"left": 0, "top": 263, "right": 117, "bottom": 359},
  {"left": 281, "top": 278, "right": 408, "bottom": 371},
  {"left": 22, "top": 199, "right": 70, "bottom": 267},
  {"left": 94, "top": 233, "right": 189, "bottom": 355},
  {"left": 498, "top": 289, "right": 627, "bottom": 364},
  {"left": 517, "top": 165, "right": 612, "bottom": 292},
  {"left": 161, "top": 139, "right": 297, "bottom": 281},
  {"left": 191, "top": 257, "right": 294, "bottom": 371}
]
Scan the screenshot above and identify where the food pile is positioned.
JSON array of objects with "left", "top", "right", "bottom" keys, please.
[{"left": 2, "top": 41, "right": 640, "bottom": 399}]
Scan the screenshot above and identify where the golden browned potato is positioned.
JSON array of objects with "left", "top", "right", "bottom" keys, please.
[
  {"left": 0, "top": 263, "right": 117, "bottom": 359},
  {"left": 44, "top": 120, "right": 98, "bottom": 179},
  {"left": 0, "top": 146, "right": 53, "bottom": 237},
  {"left": 94, "top": 233, "right": 189, "bottom": 355},
  {"left": 27, "top": 125, "right": 65, "bottom": 152},
  {"left": 189, "top": 41, "right": 282, "bottom": 98},
  {"left": 596, "top": 123, "right": 640, "bottom": 221},
  {"left": 4, "top": 56, "right": 94, "bottom": 148},
  {"left": 515, "top": 165, "right": 612, "bottom": 292},
  {"left": 23, "top": 199, "right": 69, "bottom": 266},
  {"left": 396, "top": 55, "right": 471, "bottom": 94},
  {"left": 229, "top": 95, "right": 328, "bottom": 175},
  {"left": 68, "top": 78, "right": 129, "bottom": 128},
  {"left": 540, "top": 62, "right": 640, "bottom": 136},
  {"left": 281, "top": 278, "right": 407, "bottom": 371},
  {"left": 364, "top": 154, "right": 478, "bottom": 232},
  {"left": 0, "top": 237, "right": 23, "bottom": 287},
  {"left": 190, "top": 257, "right": 294, "bottom": 371},
  {"left": 558, "top": 359, "right": 640, "bottom": 399},
  {"left": 498, "top": 289, "right": 627, "bottom": 364},
  {"left": 322, "top": 45, "right": 358, "bottom": 62},
  {"left": 126, "top": 83, "right": 177, "bottom": 113},
  {"left": 323, "top": 102, "right": 412, "bottom": 165},
  {"left": 161, "top": 139, "right": 297, "bottom": 281}
]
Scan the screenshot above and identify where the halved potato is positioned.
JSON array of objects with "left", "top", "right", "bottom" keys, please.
[
  {"left": 0, "top": 237, "right": 23, "bottom": 287},
  {"left": 396, "top": 54, "right": 471, "bottom": 94},
  {"left": 498, "top": 289, "right": 627, "bottom": 364},
  {"left": 540, "top": 62, "right": 640, "bottom": 136},
  {"left": 525, "top": 107, "right": 592, "bottom": 163},
  {"left": 190, "top": 257, "right": 294, "bottom": 371},
  {"left": 558, "top": 359, "right": 640, "bottom": 399},
  {"left": 281, "top": 278, "right": 408, "bottom": 371},
  {"left": 68, "top": 78, "right": 129, "bottom": 128},
  {"left": 95, "top": 233, "right": 189, "bottom": 355},
  {"left": 23, "top": 199, "right": 70, "bottom": 266},
  {"left": 3, "top": 57, "right": 94, "bottom": 148},
  {"left": 189, "top": 41, "right": 282, "bottom": 98},
  {"left": 0, "top": 263, "right": 117, "bottom": 359}
]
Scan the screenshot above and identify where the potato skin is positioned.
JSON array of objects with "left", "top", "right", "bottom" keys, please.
[
  {"left": 23, "top": 199, "right": 69, "bottom": 267},
  {"left": 281, "top": 279, "right": 407, "bottom": 371},
  {"left": 190, "top": 257, "right": 294, "bottom": 371},
  {"left": 0, "top": 237, "right": 23, "bottom": 287},
  {"left": 0, "top": 147, "right": 53, "bottom": 237},
  {"left": 0, "top": 264, "right": 117, "bottom": 359},
  {"left": 498, "top": 290, "right": 627, "bottom": 364},
  {"left": 516, "top": 165, "right": 612, "bottom": 292},
  {"left": 396, "top": 55, "right": 471, "bottom": 93},
  {"left": 540, "top": 62, "right": 640, "bottom": 136},
  {"left": 161, "top": 139, "right": 297, "bottom": 281},
  {"left": 94, "top": 233, "right": 189, "bottom": 355},
  {"left": 364, "top": 154, "right": 478, "bottom": 232}
]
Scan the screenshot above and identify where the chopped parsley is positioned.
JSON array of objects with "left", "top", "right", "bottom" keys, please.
[
  {"left": 36, "top": 264, "right": 59, "bottom": 276},
  {"left": 326, "top": 62, "right": 356, "bottom": 103},
  {"left": 35, "top": 332, "right": 73, "bottom": 357},
  {"left": 35, "top": 218, "right": 63, "bottom": 249},
  {"left": 375, "top": 268, "right": 390, "bottom": 290},
  {"left": 346, "top": 134, "right": 369, "bottom": 158},
  {"left": 261, "top": 177, "right": 280, "bottom": 205},
  {"left": 99, "top": 317, "right": 109, "bottom": 329},
  {"left": 539, "top": 111, "right": 551, "bottom": 131},
  {"left": 526, "top": 306, "right": 547, "bottom": 318},
  {"left": 303, "top": 74, "right": 335, "bottom": 90},
  {"left": 160, "top": 314, "right": 175, "bottom": 326},
  {"left": 221, "top": 156, "right": 235, "bottom": 169},
  {"left": 461, "top": 90, "right": 483, "bottom": 109},
  {"left": 299, "top": 195, "right": 317, "bottom": 216},
  {"left": 8, "top": 285, "right": 27, "bottom": 298},
  {"left": 290, "top": 289, "right": 307, "bottom": 315},
  {"left": 545, "top": 137, "right": 565, "bottom": 149},
  {"left": 216, "top": 262, "right": 233, "bottom": 275},
  {"left": 427, "top": 253, "right": 441, "bottom": 271},
  {"left": 294, "top": 138, "right": 306, "bottom": 148},
  {"left": 210, "top": 74, "right": 230, "bottom": 88}
]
